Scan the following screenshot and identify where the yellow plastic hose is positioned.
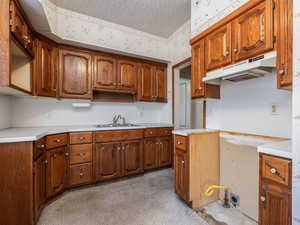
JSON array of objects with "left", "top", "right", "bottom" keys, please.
[{"left": 204, "top": 185, "right": 229, "bottom": 197}]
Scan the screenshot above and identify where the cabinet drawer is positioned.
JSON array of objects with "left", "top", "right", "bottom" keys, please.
[
  {"left": 34, "top": 138, "right": 46, "bottom": 160},
  {"left": 94, "top": 130, "right": 143, "bottom": 142},
  {"left": 46, "top": 133, "right": 68, "bottom": 149},
  {"left": 175, "top": 135, "right": 187, "bottom": 152},
  {"left": 69, "top": 132, "right": 93, "bottom": 145},
  {"left": 69, "top": 144, "right": 92, "bottom": 165},
  {"left": 262, "top": 154, "right": 291, "bottom": 186},
  {"left": 69, "top": 163, "right": 93, "bottom": 186},
  {"left": 159, "top": 127, "right": 173, "bottom": 136},
  {"left": 144, "top": 128, "right": 159, "bottom": 137}
]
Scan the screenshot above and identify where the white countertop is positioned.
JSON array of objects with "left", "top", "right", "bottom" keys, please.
[
  {"left": 172, "top": 128, "right": 218, "bottom": 136},
  {"left": 0, "top": 123, "right": 173, "bottom": 143},
  {"left": 257, "top": 140, "right": 292, "bottom": 159}
]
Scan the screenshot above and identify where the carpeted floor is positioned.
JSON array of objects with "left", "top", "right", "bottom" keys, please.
[{"left": 38, "top": 168, "right": 208, "bottom": 225}]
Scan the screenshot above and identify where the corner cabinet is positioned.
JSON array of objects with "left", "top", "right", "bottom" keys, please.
[
  {"left": 259, "top": 154, "right": 292, "bottom": 225},
  {"left": 192, "top": 39, "right": 220, "bottom": 99},
  {"left": 59, "top": 49, "right": 92, "bottom": 99}
]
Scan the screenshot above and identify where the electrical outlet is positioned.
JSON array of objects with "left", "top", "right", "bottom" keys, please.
[{"left": 271, "top": 103, "right": 280, "bottom": 115}]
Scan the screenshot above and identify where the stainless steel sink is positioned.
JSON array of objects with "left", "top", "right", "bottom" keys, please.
[{"left": 96, "top": 123, "right": 140, "bottom": 128}]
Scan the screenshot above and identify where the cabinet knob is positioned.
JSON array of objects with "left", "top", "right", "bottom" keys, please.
[
  {"left": 260, "top": 196, "right": 266, "bottom": 202},
  {"left": 278, "top": 69, "right": 285, "bottom": 75},
  {"left": 44, "top": 160, "right": 48, "bottom": 164},
  {"left": 117, "top": 146, "right": 121, "bottom": 150},
  {"left": 79, "top": 152, "right": 86, "bottom": 157},
  {"left": 39, "top": 144, "right": 45, "bottom": 148},
  {"left": 270, "top": 168, "right": 277, "bottom": 174},
  {"left": 197, "top": 87, "right": 203, "bottom": 91},
  {"left": 65, "top": 152, "right": 69, "bottom": 157},
  {"left": 177, "top": 142, "right": 182, "bottom": 145},
  {"left": 56, "top": 139, "right": 61, "bottom": 143},
  {"left": 79, "top": 137, "right": 85, "bottom": 140},
  {"left": 181, "top": 160, "right": 185, "bottom": 164},
  {"left": 225, "top": 50, "right": 230, "bottom": 56},
  {"left": 234, "top": 48, "right": 238, "bottom": 53},
  {"left": 79, "top": 172, "right": 84, "bottom": 177}
]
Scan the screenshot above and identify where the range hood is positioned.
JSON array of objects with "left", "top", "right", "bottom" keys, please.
[{"left": 203, "top": 51, "right": 276, "bottom": 85}]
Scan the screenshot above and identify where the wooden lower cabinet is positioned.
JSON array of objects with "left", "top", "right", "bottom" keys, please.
[
  {"left": 122, "top": 140, "right": 144, "bottom": 176},
  {"left": 144, "top": 138, "right": 159, "bottom": 170},
  {"left": 175, "top": 150, "right": 189, "bottom": 202},
  {"left": 46, "top": 147, "right": 69, "bottom": 198},
  {"left": 259, "top": 154, "right": 292, "bottom": 225},
  {"left": 33, "top": 153, "right": 47, "bottom": 223},
  {"left": 158, "top": 137, "right": 172, "bottom": 167},
  {"left": 95, "top": 142, "right": 122, "bottom": 181}
]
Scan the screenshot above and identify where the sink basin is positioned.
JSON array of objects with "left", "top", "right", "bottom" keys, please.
[{"left": 96, "top": 123, "right": 140, "bottom": 128}]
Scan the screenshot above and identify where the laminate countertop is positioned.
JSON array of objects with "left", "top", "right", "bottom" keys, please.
[
  {"left": 257, "top": 140, "right": 292, "bottom": 159},
  {"left": 172, "top": 128, "right": 218, "bottom": 136},
  {"left": 0, "top": 123, "right": 173, "bottom": 144}
]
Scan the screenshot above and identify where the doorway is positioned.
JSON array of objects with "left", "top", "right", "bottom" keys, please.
[{"left": 173, "top": 60, "right": 205, "bottom": 129}]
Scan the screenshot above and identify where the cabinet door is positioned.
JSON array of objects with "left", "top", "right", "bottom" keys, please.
[
  {"left": 158, "top": 137, "right": 172, "bottom": 167},
  {"left": 59, "top": 49, "right": 92, "bottom": 99},
  {"left": 138, "top": 64, "right": 154, "bottom": 101},
  {"left": 34, "top": 154, "right": 46, "bottom": 222},
  {"left": 9, "top": 1, "right": 25, "bottom": 46},
  {"left": 117, "top": 60, "right": 137, "bottom": 93},
  {"left": 260, "top": 183, "right": 291, "bottom": 225},
  {"left": 276, "top": 0, "right": 293, "bottom": 89},
  {"left": 205, "top": 23, "right": 232, "bottom": 71},
  {"left": 122, "top": 140, "right": 143, "bottom": 176},
  {"left": 144, "top": 138, "right": 159, "bottom": 170},
  {"left": 46, "top": 147, "right": 68, "bottom": 198},
  {"left": 192, "top": 40, "right": 205, "bottom": 98},
  {"left": 93, "top": 56, "right": 117, "bottom": 90},
  {"left": 35, "top": 41, "right": 58, "bottom": 97},
  {"left": 95, "top": 143, "right": 121, "bottom": 181},
  {"left": 232, "top": 0, "right": 274, "bottom": 62},
  {"left": 153, "top": 66, "right": 167, "bottom": 102},
  {"left": 175, "top": 150, "right": 189, "bottom": 202}
]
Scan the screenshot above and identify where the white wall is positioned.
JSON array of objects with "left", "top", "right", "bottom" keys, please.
[
  {"left": 206, "top": 74, "right": 292, "bottom": 138},
  {"left": 10, "top": 97, "right": 167, "bottom": 127},
  {"left": 0, "top": 96, "right": 11, "bottom": 129}
]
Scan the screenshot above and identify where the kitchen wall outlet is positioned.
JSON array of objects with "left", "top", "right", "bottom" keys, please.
[
  {"left": 230, "top": 193, "right": 240, "bottom": 207},
  {"left": 271, "top": 103, "right": 280, "bottom": 115}
]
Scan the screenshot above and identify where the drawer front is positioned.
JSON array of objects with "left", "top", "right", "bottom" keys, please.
[
  {"left": 159, "top": 127, "right": 173, "bottom": 136},
  {"left": 46, "top": 133, "right": 68, "bottom": 149},
  {"left": 262, "top": 155, "right": 291, "bottom": 186},
  {"left": 144, "top": 128, "right": 159, "bottom": 137},
  {"left": 70, "top": 144, "right": 92, "bottom": 165},
  {"left": 175, "top": 135, "right": 187, "bottom": 152},
  {"left": 34, "top": 138, "right": 46, "bottom": 160},
  {"left": 69, "top": 163, "right": 93, "bottom": 186},
  {"left": 69, "top": 132, "right": 93, "bottom": 145},
  {"left": 95, "top": 130, "right": 143, "bottom": 142}
]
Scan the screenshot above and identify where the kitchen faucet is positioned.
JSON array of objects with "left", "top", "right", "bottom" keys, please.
[{"left": 113, "top": 114, "right": 126, "bottom": 125}]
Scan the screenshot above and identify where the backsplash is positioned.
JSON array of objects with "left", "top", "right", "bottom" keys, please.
[
  {"left": 0, "top": 96, "right": 11, "bottom": 129},
  {"left": 10, "top": 97, "right": 169, "bottom": 127}
]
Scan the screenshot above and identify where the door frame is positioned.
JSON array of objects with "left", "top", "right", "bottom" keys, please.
[{"left": 172, "top": 57, "right": 206, "bottom": 128}]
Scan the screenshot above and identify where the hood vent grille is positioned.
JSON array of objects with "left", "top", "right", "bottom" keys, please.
[{"left": 222, "top": 67, "right": 273, "bottom": 82}]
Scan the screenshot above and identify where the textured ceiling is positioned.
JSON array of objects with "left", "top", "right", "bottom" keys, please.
[{"left": 49, "top": 0, "right": 191, "bottom": 38}]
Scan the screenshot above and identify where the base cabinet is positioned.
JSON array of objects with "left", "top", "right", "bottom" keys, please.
[
  {"left": 175, "top": 150, "right": 189, "bottom": 202},
  {"left": 122, "top": 140, "right": 144, "bottom": 176},
  {"left": 259, "top": 154, "right": 292, "bottom": 225},
  {"left": 144, "top": 138, "right": 159, "bottom": 170},
  {"left": 46, "top": 147, "right": 69, "bottom": 198}
]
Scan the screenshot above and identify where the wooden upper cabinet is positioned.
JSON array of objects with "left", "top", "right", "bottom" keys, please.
[
  {"left": 117, "top": 60, "right": 138, "bottom": 93},
  {"left": 138, "top": 63, "right": 154, "bottom": 101},
  {"left": 93, "top": 55, "right": 117, "bottom": 90},
  {"left": 232, "top": 0, "right": 274, "bottom": 62},
  {"left": 192, "top": 40, "right": 205, "bottom": 98},
  {"left": 205, "top": 23, "right": 232, "bottom": 71},
  {"left": 35, "top": 40, "right": 58, "bottom": 97},
  {"left": 59, "top": 49, "right": 92, "bottom": 99},
  {"left": 276, "top": 0, "right": 293, "bottom": 89},
  {"left": 153, "top": 66, "right": 167, "bottom": 102}
]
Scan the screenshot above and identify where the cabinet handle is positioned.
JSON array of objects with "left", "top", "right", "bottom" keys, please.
[
  {"left": 65, "top": 152, "right": 69, "bottom": 157},
  {"left": 78, "top": 137, "right": 85, "bottom": 140},
  {"left": 79, "top": 172, "right": 84, "bottom": 178},
  {"left": 55, "top": 139, "right": 61, "bottom": 143},
  {"left": 44, "top": 160, "right": 48, "bottom": 164},
  {"left": 234, "top": 48, "right": 238, "bottom": 53},
  {"left": 38, "top": 144, "right": 45, "bottom": 148},
  {"left": 177, "top": 142, "right": 182, "bottom": 145},
  {"left": 260, "top": 196, "right": 266, "bottom": 202},
  {"left": 197, "top": 87, "right": 203, "bottom": 91},
  {"left": 225, "top": 50, "right": 230, "bottom": 56},
  {"left": 79, "top": 152, "right": 86, "bottom": 157},
  {"left": 181, "top": 160, "right": 185, "bottom": 164}
]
